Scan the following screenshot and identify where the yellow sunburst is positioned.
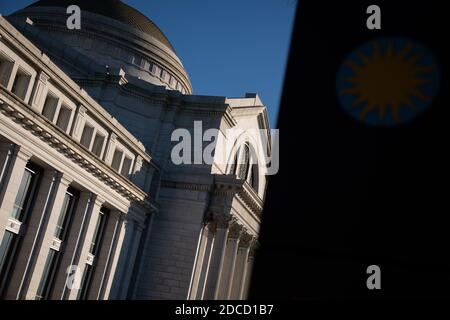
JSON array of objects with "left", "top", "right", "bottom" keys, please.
[{"left": 340, "top": 40, "right": 435, "bottom": 124}]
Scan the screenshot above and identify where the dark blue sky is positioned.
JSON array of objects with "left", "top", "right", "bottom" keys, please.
[{"left": 0, "top": 0, "right": 296, "bottom": 127}]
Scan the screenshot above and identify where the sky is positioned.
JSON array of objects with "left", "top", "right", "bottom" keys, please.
[{"left": 0, "top": 0, "right": 296, "bottom": 128}]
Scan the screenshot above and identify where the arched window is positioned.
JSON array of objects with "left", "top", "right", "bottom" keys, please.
[
  {"left": 230, "top": 143, "right": 259, "bottom": 193},
  {"left": 238, "top": 144, "right": 250, "bottom": 180},
  {"left": 228, "top": 148, "right": 240, "bottom": 176},
  {"left": 249, "top": 162, "right": 259, "bottom": 192}
]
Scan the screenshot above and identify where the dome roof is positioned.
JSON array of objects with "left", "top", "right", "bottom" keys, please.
[{"left": 26, "top": 0, "right": 175, "bottom": 51}]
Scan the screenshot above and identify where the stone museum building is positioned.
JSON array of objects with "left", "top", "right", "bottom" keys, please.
[{"left": 0, "top": 0, "right": 270, "bottom": 300}]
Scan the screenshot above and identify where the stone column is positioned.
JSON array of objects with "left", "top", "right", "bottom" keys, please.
[
  {"left": 217, "top": 219, "right": 243, "bottom": 299},
  {"left": 202, "top": 214, "right": 231, "bottom": 300},
  {"left": 106, "top": 209, "right": 146, "bottom": 300},
  {"left": 230, "top": 233, "right": 253, "bottom": 299},
  {"left": 21, "top": 173, "right": 72, "bottom": 299},
  {"left": 189, "top": 220, "right": 220, "bottom": 300},
  {"left": 54, "top": 192, "right": 94, "bottom": 300},
  {"left": 117, "top": 218, "right": 144, "bottom": 299},
  {"left": 196, "top": 222, "right": 215, "bottom": 300},
  {"left": 241, "top": 241, "right": 258, "bottom": 299},
  {"left": 0, "top": 145, "right": 32, "bottom": 242},
  {"left": 67, "top": 195, "right": 105, "bottom": 300}
]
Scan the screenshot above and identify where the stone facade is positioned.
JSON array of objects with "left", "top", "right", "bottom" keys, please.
[{"left": 0, "top": 0, "right": 270, "bottom": 300}]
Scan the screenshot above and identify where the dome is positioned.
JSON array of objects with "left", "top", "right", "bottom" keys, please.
[
  {"left": 10, "top": 0, "right": 192, "bottom": 94},
  {"left": 26, "top": 0, "right": 175, "bottom": 52}
]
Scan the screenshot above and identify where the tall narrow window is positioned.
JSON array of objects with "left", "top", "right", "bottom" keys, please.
[
  {"left": 0, "top": 163, "right": 41, "bottom": 296},
  {"left": 11, "top": 68, "right": 31, "bottom": 100},
  {"left": 35, "top": 249, "right": 58, "bottom": 300},
  {"left": 90, "top": 207, "right": 109, "bottom": 256},
  {"left": 78, "top": 207, "right": 109, "bottom": 300},
  {"left": 238, "top": 145, "right": 250, "bottom": 180},
  {"left": 250, "top": 163, "right": 259, "bottom": 192},
  {"left": 228, "top": 149, "right": 240, "bottom": 175},
  {"left": 36, "top": 187, "right": 79, "bottom": 300},
  {"left": 0, "top": 53, "right": 14, "bottom": 87},
  {"left": 10, "top": 164, "right": 41, "bottom": 221},
  {"left": 54, "top": 187, "right": 79, "bottom": 240}
]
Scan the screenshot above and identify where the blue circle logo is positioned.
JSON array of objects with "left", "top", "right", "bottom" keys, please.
[{"left": 337, "top": 37, "right": 439, "bottom": 126}]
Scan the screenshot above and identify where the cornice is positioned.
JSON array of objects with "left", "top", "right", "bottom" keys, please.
[{"left": 0, "top": 91, "right": 156, "bottom": 212}]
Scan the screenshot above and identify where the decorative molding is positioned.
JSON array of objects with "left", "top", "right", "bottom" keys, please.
[
  {"left": 239, "top": 232, "right": 254, "bottom": 248},
  {"left": 0, "top": 94, "right": 156, "bottom": 212},
  {"left": 161, "top": 180, "right": 212, "bottom": 192},
  {"left": 227, "top": 218, "right": 244, "bottom": 239}
]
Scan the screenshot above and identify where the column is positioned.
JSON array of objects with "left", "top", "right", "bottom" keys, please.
[
  {"left": 0, "top": 145, "right": 32, "bottom": 242},
  {"left": 54, "top": 192, "right": 94, "bottom": 300},
  {"left": 202, "top": 214, "right": 231, "bottom": 300},
  {"left": 217, "top": 219, "right": 243, "bottom": 299},
  {"left": 188, "top": 222, "right": 209, "bottom": 300},
  {"left": 241, "top": 241, "right": 258, "bottom": 299},
  {"left": 67, "top": 195, "right": 105, "bottom": 300},
  {"left": 229, "top": 233, "right": 253, "bottom": 299},
  {"left": 96, "top": 211, "right": 122, "bottom": 300},
  {"left": 196, "top": 222, "right": 215, "bottom": 300},
  {"left": 106, "top": 210, "right": 146, "bottom": 300},
  {"left": 21, "top": 173, "right": 72, "bottom": 299}
]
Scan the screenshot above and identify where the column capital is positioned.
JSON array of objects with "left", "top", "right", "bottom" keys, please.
[
  {"left": 78, "top": 104, "right": 88, "bottom": 116},
  {"left": 239, "top": 232, "right": 254, "bottom": 248},
  {"left": 37, "top": 71, "right": 50, "bottom": 83},
  {"left": 205, "top": 213, "right": 232, "bottom": 233},
  {"left": 59, "top": 173, "right": 73, "bottom": 188},
  {"left": 109, "top": 132, "right": 118, "bottom": 143},
  {"left": 228, "top": 219, "right": 244, "bottom": 240},
  {"left": 93, "top": 194, "right": 106, "bottom": 207},
  {"left": 16, "top": 146, "right": 33, "bottom": 163},
  {"left": 249, "top": 239, "right": 259, "bottom": 259}
]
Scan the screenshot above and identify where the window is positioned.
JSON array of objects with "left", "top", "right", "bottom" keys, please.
[
  {"left": 11, "top": 68, "right": 31, "bottom": 100},
  {"left": 228, "top": 149, "right": 239, "bottom": 176},
  {"left": 35, "top": 249, "right": 58, "bottom": 300},
  {"left": 91, "top": 133, "right": 105, "bottom": 158},
  {"left": 89, "top": 207, "right": 109, "bottom": 256},
  {"left": 0, "top": 53, "right": 14, "bottom": 87},
  {"left": 55, "top": 104, "right": 72, "bottom": 132},
  {"left": 79, "top": 122, "right": 107, "bottom": 158},
  {"left": 35, "top": 187, "right": 78, "bottom": 300},
  {"left": 80, "top": 124, "right": 94, "bottom": 149},
  {"left": 111, "top": 147, "right": 134, "bottom": 177},
  {"left": 78, "top": 264, "right": 93, "bottom": 300},
  {"left": 160, "top": 69, "right": 166, "bottom": 79},
  {"left": 111, "top": 149, "right": 123, "bottom": 172},
  {"left": 238, "top": 145, "right": 250, "bottom": 180},
  {"left": 78, "top": 207, "right": 109, "bottom": 300},
  {"left": 120, "top": 156, "right": 132, "bottom": 177},
  {"left": 250, "top": 163, "right": 259, "bottom": 192},
  {"left": 42, "top": 93, "right": 59, "bottom": 122},
  {"left": 54, "top": 187, "right": 79, "bottom": 240},
  {"left": 11, "top": 164, "right": 41, "bottom": 221},
  {"left": 0, "top": 163, "right": 41, "bottom": 295}
]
